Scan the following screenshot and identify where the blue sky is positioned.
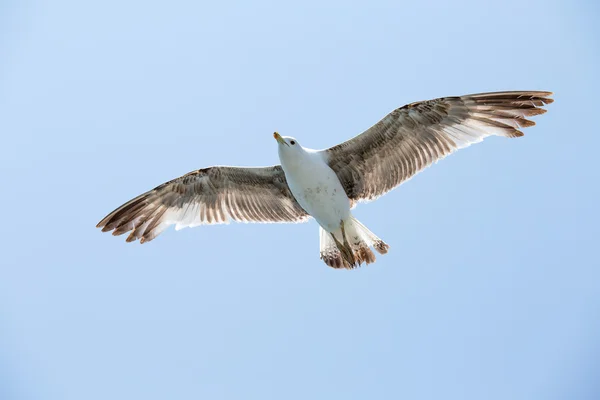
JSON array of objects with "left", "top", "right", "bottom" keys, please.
[{"left": 1, "top": 0, "right": 599, "bottom": 399}]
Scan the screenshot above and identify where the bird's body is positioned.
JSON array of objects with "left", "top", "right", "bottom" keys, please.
[
  {"left": 278, "top": 145, "right": 349, "bottom": 232},
  {"left": 97, "top": 90, "right": 553, "bottom": 269}
]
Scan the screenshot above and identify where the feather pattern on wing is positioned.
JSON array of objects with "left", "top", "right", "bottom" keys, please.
[
  {"left": 323, "top": 91, "right": 553, "bottom": 203},
  {"left": 96, "top": 166, "right": 310, "bottom": 243}
]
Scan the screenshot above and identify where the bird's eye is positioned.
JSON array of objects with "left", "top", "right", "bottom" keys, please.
[{"left": 290, "top": 140, "right": 296, "bottom": 145}]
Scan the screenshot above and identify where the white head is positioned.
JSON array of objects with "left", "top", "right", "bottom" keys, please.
[{"left": 273, "top": 132, "right": 307, "bottom": 167}]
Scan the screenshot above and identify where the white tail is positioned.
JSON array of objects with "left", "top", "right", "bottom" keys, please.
[{"left": 319, "top": 216, "right": 389, "bottom": 269}]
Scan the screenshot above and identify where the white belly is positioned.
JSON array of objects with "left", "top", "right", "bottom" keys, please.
[{"left": 282, "top": 155, "right": 350, "bottom": 232}]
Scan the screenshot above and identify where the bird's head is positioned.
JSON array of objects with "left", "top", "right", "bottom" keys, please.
[
  {"left": 273, "top": 132, "right": 307, "bottom": 165},
  {"left": 273, "top": 132, "right": 299, "bottom": 148},
  {"left": 273, "top": 132, "right": 304, "bottom": 159}
]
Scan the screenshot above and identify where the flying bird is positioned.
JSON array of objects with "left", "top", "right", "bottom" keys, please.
[{"left": 97, "top": 91, "right": 553, "bottom": 269}]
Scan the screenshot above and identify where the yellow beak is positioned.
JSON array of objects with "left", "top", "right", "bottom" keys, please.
[{"left": 273, "top": 132, "right": 288, "bottom": 146}]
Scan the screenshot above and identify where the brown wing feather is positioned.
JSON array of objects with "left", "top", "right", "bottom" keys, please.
[
  {"left": 324, "top": 91, "right": 553, "bottom": 202},
  {"left": 97, "top": 165, "right": 309, "bottom": 243}
]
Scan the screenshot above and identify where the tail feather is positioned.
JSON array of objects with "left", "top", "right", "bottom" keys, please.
[
  {"left": 319, "top": 216, "right": 389, "bottom": 269},
  {"left": 350, "top": 217, "right": 390, "bottom": 255}
]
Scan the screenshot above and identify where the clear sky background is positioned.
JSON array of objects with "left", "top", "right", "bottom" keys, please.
[{"left": 1, "top": 1, "right": 599, "bottom": 399}]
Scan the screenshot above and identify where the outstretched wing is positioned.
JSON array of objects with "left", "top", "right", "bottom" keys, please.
[
  {"left": 324, "top": 91, "right": 553, "bottom": 203},
  {"left": 97, "top": 165, "right": 309, "bottom": 243}
]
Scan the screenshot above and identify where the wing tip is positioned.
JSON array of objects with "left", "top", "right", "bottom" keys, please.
[
  {"left": 507, "top": 130, "right": 525, "bottom": 138},
  {"left": 96, "top": 217, "right": 110, "bottom": 229},
  {"left": 520, "top": 119, "right": 536, "bottom": 128}
]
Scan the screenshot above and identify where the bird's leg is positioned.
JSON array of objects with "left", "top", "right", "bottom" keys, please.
[
  {"left": 335, "top": 220, "right": 357, "bottom": 268},
  {"left": 330, "top": 232, "right": 355, "bottom": 268},
  {"left": 340, "top": 220, "right": 358, "bottom": 266},
  {"left": 340, "top": 220, "right": 351, "bottom": 249}
]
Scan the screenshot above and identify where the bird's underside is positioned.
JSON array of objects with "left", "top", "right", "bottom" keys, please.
[{"left": 97, "top": 90, "right": 553, "bottom": 269}]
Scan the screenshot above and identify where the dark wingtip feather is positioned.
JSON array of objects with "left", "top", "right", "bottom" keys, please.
[
  {"left": 97, "top": 215, "right": 113, "bottom": 229},
  {"left": 519, "top": 119, "right": 536, "bottom": 128},
  {"left": 507, "top": 130, "right": 525, "bottom": 138}
]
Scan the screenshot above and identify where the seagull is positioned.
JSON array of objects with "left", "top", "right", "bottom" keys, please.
[{"left": 97, "top": 90, "right": 553, "bottom": 269}]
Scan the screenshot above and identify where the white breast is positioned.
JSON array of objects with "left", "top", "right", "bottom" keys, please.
[{"left": 280, "top": 150, "right": 350, "bottom": 232}]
